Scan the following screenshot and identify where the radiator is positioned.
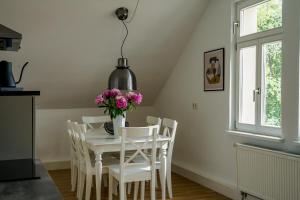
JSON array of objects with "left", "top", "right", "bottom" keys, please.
[{"left": 236, "top": 143, "right": 300, "bottom": 200}]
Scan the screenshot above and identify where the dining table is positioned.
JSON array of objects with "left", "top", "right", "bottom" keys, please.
[{"left": 85, "top": 128, "right": 171, "bottom": 200}]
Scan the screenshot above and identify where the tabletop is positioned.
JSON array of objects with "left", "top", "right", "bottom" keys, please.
[{"left": 85, "top": 128, "right": 170, "bottom": 146}]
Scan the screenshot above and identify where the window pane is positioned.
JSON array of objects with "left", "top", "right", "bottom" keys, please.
[
  {"left": 240, "top": 0, "right": 282, "bottom": 37},
  {"left": 261, "top": 41, "right": 282, "bottom": 127},
  {"left": 239, "top": 46, "right": 256, "bottom": 124}
]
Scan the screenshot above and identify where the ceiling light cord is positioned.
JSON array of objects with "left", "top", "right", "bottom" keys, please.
[
  {"left": 121, "top": 20, "right": 128, "bottom": 59},
  {"left": 126, "top": 0, "right": 140, "bottom": 24},
  {"left": 119, "top": 0, "right": 139, "bottom": 58}
]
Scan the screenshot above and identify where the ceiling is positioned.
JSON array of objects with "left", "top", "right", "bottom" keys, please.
[{"left": 0, "top": 0, "right": 208, "bottom": 108}]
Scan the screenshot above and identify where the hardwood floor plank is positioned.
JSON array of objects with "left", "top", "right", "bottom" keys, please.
[{"left": 49, "top": 169, "right": 230, "bottom": 200}]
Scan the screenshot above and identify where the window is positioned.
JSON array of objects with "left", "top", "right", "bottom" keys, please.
[{"left": 235, "top": 0, "right": 283, "bottom": 136}]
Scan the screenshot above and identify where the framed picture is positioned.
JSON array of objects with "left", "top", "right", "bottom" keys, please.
[{"left": 204, "top": 48, "right": 225, "bottom": 91}]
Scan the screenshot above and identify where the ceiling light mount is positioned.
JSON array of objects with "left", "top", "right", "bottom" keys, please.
[{"left": 115, "top": 7, "right": 129, "bottom": 21}]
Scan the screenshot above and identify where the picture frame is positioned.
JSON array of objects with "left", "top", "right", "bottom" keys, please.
[{"left": 204, "top": 48, "right": 225, "bottom": 91}]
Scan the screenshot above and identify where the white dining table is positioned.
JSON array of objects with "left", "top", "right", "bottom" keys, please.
[{"left": 85, "top": 128, "right": 170, "bottom": 200}]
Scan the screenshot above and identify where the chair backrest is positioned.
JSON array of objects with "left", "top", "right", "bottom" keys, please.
[
  {"left": 146, "top": 116, "right": 162, "bottom": 133},
  {"left": 73, "top": 123, "right": 93, "bottom": 169},
  {"left": 67, "top": 120, "right": 77, "bottom": 155},
  {"left": 82, "top": 115, "right": 111, "bottom": 130},
  {"left": 119, "top": 125, "right": 160, "bottom": 178},
  {"left": 161, "top": 118, "right": 178, "bottom": 163},
  {"left": 70, "top": 122, "right": 82, "bottom": 161}
]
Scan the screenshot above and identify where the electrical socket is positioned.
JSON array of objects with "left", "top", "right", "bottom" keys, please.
[{"left": 192, "top": 103, "right": 198, "bottom": 110}]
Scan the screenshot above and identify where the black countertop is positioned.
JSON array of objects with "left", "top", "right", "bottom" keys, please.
[
  {"left": 0, "top": 91, "right": 40, "bottom": 96},
  {"left": 0, "top": 161, "right": 62, "bottom": 200}
]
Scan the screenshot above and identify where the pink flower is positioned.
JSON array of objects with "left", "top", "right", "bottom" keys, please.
[
  {"left": 95, "top": 95, "right": 104, "bottom": 105},
  {"left": 102, "top": 89, "right": 111, "bottom": 99},
  {"left": 110, "top": 88, "right": 121, "bottom": 97},
  {"left": 133, "top": 93, "right": 143, "bottom": 104},
  {"left": 127, "top": 92, "right": 143, "bottom": 105},
  {"left": 116, "top": 96, "right": 128, "bottom": 109},
  {"left": 126, "top": 92, "right": 135, "bottom": 100}
]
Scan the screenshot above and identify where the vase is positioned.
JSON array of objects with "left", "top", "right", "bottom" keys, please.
[{"left": 112, "top": 113, "right": 126, "bottom": 138}]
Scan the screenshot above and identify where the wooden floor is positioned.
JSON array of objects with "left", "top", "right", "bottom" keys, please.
[{"left": 49, "top": 169, "right": 230, "bottom": 200}]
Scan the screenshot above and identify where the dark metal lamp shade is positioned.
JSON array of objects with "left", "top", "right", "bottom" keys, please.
[{"left": 108, "top": 58, "right": 137, "bottom": 91}]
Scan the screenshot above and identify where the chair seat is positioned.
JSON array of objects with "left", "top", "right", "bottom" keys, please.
[
  {"left": 109, "top": 163, "right": 152, "bottom": 182},
  {"left": 102, "top": 157, "right": 120, "bottom": 167},
  {"left": 133, "top": 156, "right": 161, "bottom": 169},
  {"left": 80, "top": 156, "right": 119, "bottom": 175},
  {"left": 110, "top": 150, "right": 136, "bottom": 160}
]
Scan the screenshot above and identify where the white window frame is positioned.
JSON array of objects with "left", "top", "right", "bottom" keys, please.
[{"left": 234, "top": 0, "right": 283, "bottom": 137}]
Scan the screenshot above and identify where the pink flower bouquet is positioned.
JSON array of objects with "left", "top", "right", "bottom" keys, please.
[{"left": 95, "top": 88, "right": 143, "bottom": 119}]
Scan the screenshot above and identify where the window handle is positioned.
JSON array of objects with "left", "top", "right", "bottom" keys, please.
[
  {"left": 253, "top": 88, "right": 261, "bottom": 102},
  {"left": 233, "top": 21, "right": 240, "bottom": 35}
]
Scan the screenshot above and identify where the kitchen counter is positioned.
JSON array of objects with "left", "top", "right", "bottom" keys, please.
[
  {"left": 0, "top": 91, "right": 40, "bottom": 96},
  {"left": 0, "top": 161, "right": 63, "bottom": 200}
]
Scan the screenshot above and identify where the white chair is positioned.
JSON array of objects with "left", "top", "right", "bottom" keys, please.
[
  {"left": 146, "top": 116, "right": 162, "bottom": 189},
  {"left": 73, "top": 123, "right": 119, "bottom": 200},
  {"left": 160, "top": 118, "right": 178, "bottom": 199},
  {"left": 82, "top": 115, "right": 117, "bottom": 186},
  {"left": 127, "top": 116, "right": 162, "bottom": 194},
  {"left": 82, "top": 115, "right": 111, "bottom": 131},
  {"left": 66, "top": 120, "right": 78, "bottom": 192},
  {"left": 133, "top": 118, "right": 178, "bottom": 199},
  {"left": 69, "top": 121, "right": 83, "bottom": 199},
  {"left": 108, "top": 125, "right": 160, "bottom": 200},
  {"left": 146, "top": 116, "right": 162, "bottom": 131}
]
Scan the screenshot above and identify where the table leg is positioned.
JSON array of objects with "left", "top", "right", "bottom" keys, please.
[
  {"left": 95, "top": 152, "right": 103, "bottom": 200},
  {"left": 160, "top": 148, "right": 167, "bottom": 200}
]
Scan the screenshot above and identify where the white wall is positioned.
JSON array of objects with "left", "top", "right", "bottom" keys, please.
[
  {"left": 154, "top": 0, "right": 300, "bottom": 199},
  {"left": 36, "top": 106, "right": 157, "bottom": 163},
  {"left": 0, "top": 0, "right": 208, "bottom": 108}
]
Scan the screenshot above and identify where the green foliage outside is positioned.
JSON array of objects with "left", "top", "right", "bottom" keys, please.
[{"left": 257, "top": 0, "right": 282, "bottom": 126}]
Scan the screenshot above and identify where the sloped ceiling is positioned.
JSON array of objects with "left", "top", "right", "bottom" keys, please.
[{"left": 0, "top": 0, "right": 208, "bottom": 108}]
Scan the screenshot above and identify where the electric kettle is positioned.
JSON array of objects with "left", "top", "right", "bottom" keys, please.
[{"left": 0, "top": 60, "right": 28, "bottom": 88}]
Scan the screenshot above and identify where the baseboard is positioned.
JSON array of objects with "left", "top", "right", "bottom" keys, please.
[
  {"left": 43, "top": 160, "right": 71, "bottom": 170},
  {"left": 171, "top": 162, "right": 240, "bottom": 200}
]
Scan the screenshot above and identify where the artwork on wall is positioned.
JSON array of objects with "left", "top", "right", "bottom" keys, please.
[{"left": 204, "top": 48, "right": 225, "bottom": 91}]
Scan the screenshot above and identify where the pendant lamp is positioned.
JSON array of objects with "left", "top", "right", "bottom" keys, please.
[{"left": 108, "top": 7, "right": 137, "bottom": 91}]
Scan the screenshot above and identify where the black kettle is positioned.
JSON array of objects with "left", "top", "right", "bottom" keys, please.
[{"left": 0, "top": 60, "right": 28, "bottom": 87}]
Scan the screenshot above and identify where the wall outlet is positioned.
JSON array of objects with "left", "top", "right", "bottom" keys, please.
[{"left": 192, "top": 103, "right": 198, "bottom": 110}]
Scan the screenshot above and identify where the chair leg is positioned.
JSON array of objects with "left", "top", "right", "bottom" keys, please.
[
  {"left": 133, "top": 182, "right": 139, "bottom": 200},
  {"left": 113, "top": 179, "right": 118, "bottom": 196},
  {"left": 119, "top": 181, "right": 125, "bottom": 200},
  {"left": 103, "top": 174, "right": 108, "bottom": 187},
  {"left": 159, "top": 167, "right": 166, "bottom": 200},
  {"left": 108, "top": 174, "right": 113, "bottom": 200},
  {"left": 71, "top": 165, "right": 77, "bottom": 191},
  {"left": 85, "top": 174, "right": 92, "bottom": 200},
  {"left": 155, "top": 170, "right": 159, "bottom": 188},
  {"left": 140, "top": 181, "right": 145, "bottom": 200},
  {"left": 124, "top": 184, "right": 127, "bottom": 200},
  {"left": 167, "top": 167, "right": 173, "bottom": 199},
  {"left": 75, "top": 166, "right": 78, "bottom": 191},
  {"left": 79, "top": 172, "right": 86, "bottom": 200},
  {"left": 70, "top": 161, "right": 74, "bottom": 190},
  {"left": 79, "top": 171, "right": 86, "bottom": 200},
  {"left": 127, "top": 182, "right": 132, "bottom": 194},
  {"left": 151, "top": 179, "right": 156, "bottom": 200},
  {"left": 77, "top": 167, "right": 81, "bottom": 198}
]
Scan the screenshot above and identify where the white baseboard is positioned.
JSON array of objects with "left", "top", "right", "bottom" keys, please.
[
  {"left": 171, "top": 163, "right": 240, "bottom": 200},
  {"left": 43, "top": 160, "right": 71, "bottom": 170}
]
